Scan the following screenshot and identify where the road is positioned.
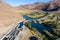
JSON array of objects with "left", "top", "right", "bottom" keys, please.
[
  {"left": 15, "top": 26, "right": 32, "bottom": 40},
  {"left": 0, "top": 21, "right": 24, "bottom": 40}
]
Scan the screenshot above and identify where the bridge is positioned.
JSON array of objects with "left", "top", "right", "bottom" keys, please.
[{"left": 0, "top": 21, "right": 24, "bottom": 40}]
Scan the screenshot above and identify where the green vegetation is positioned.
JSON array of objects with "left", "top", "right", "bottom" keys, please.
[
  {"left": 48, "top": 15, "right": 55, "bottom": 19},
  {"left": 27, "top": 12, "right": 46, "bottom": 18},
  {"left": 24, "top": 19, "right": 60, "bottom": 40},
  {"left": 41, "top": 17, "right": 60, "bottom": 28},
  {"left": 40, "top": 16, "right": 60, "bottom": 40},
  {"left": 41, "top": 19, "right": 45, "bottom": 21},
  {"left": 41, "top": 21, "right": 56, "bottom": 28},
  {"left": 24, "top": 11, "right": 60, "bottom": 40},
  {"left": 24, "top": 22, "right": 47, "bottom": 40},
  {"left": 52, "top": 28, "right": 60, "bottom": 36},
  {"left": 44, "top": 30, "right": 58, "bottom": 40}
]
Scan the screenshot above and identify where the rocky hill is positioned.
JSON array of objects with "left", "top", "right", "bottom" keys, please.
[{"left": 17, "top": 0, "right": 60, "bottom": 11}]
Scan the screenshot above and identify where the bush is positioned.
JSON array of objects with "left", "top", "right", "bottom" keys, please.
[
  {"left": 43, "top": 30, "right": 58, "bottom": 40},
  {"left": 41, "top": 19, "right": 45, "bottom": 21}
]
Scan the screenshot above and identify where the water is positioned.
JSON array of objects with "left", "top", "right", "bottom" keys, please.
[
  {"left": 31, "top": 23, "right": 52, "bottom": 34},
  {"left": 19, "top": 21, "right": 24, "bottom": 28},
  {"left": 19, "top": 21, "right": 53, "bottom": 40},
  {"left": 31, "top": 22, "right": 53, "bottom": 40},
  {"left": 22, "top": 13, "right": 54, "bottom": 40},
  {"left": 29, "top": 36, "right": 38, "bottom": 40},
  {"left": 23, "top": 13, "right": 47, "bottom": 20}
]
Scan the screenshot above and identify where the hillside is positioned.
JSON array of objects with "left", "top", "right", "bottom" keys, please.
[
  {"left": 17, "top": 0, "right": 60, "bottom": 11},
  {"left": 0, "top": 0, "right": 24, "bottom": 37}
]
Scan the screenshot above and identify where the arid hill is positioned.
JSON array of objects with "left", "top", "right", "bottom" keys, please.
[
  {"left": 52, "top": 0, "right": 60, "bottom": 2},
  {"left": 17, "top": 0, "right": 60, "bottom": 11},
  {"left": 0, "top": 0, "right": 24, "bottom": 37}
]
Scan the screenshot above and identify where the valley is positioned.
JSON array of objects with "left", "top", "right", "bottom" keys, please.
[{"left": 0, "top": 0, "right": 60, "bottom": 40}]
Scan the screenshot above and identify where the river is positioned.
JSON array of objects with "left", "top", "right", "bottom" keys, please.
[{"left": 22, "top": 13, "right": 54, "bottom": 40}]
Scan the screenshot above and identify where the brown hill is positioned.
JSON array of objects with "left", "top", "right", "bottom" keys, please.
[
  {"left": 0, "top": 1, "right": 24, "bottom": 37},
  {"left": 17, "top": 1, "right": 60, "bottom": 11},
  {"left": 44, "top": 1, "right": 60, "bottom": 11},
  {"left": 17, "top": 2, "right": 45, "bottom": 10},
  {"left": 52, "top": 0, "right": 60, "bottom": 2}
]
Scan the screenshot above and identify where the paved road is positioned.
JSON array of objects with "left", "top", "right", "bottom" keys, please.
[{"left": 0, "top": 21, "right": 24, "bottom": 40}]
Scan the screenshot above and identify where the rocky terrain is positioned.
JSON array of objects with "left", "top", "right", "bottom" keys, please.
[
  {"left": 0, "top": 0, "right": 60, "bottom": 40},
  {"left": 17, "top": 0, "right": 60, "bottom": 11},
  {"left": 0, "top": 0, "right": 24, "bottom": 37}
]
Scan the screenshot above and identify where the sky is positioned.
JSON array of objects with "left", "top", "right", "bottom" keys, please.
[{"left": 4, "top": 0, "right": 51, "bottom": 6}]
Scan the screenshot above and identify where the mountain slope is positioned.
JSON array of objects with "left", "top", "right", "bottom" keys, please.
[
  {"left": 0, "top": 1, "right": 24, "bottom": 37},
  {"left": 17, "top": 1, "right": 60, "bottom": 11}
]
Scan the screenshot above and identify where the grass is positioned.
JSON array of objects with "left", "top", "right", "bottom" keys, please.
[
  {"left": 48, "top": 15, "right": 55, "bottom": 19},
  {"left": 24, "top": 12, "right": 60, "bottom": 40},
  {"left": 24, "top": 20, "right": 60, "bottom": 40},
  {"left": 27, "top": 12, "right": 46, "bottom": 18},
  {"left": 52, "top": 28, "right": 60, "bottom": 36},
  {"left": 43, "top": 30, "right": 58, "bottom": 40},
  {"left": 31, "top": 28, "right": 43, "bottom": 40},
  {"left": 24, "top": 22, "right": 47, "bottom": 40}
]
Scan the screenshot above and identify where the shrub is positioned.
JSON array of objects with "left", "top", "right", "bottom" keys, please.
[{"left": 43, "top": 30, "right": 58, "bottom": 40}]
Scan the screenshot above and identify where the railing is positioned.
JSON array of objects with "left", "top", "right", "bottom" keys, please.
[{"left": 0, "top": 21, "right": 24, "bottom": 40}]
